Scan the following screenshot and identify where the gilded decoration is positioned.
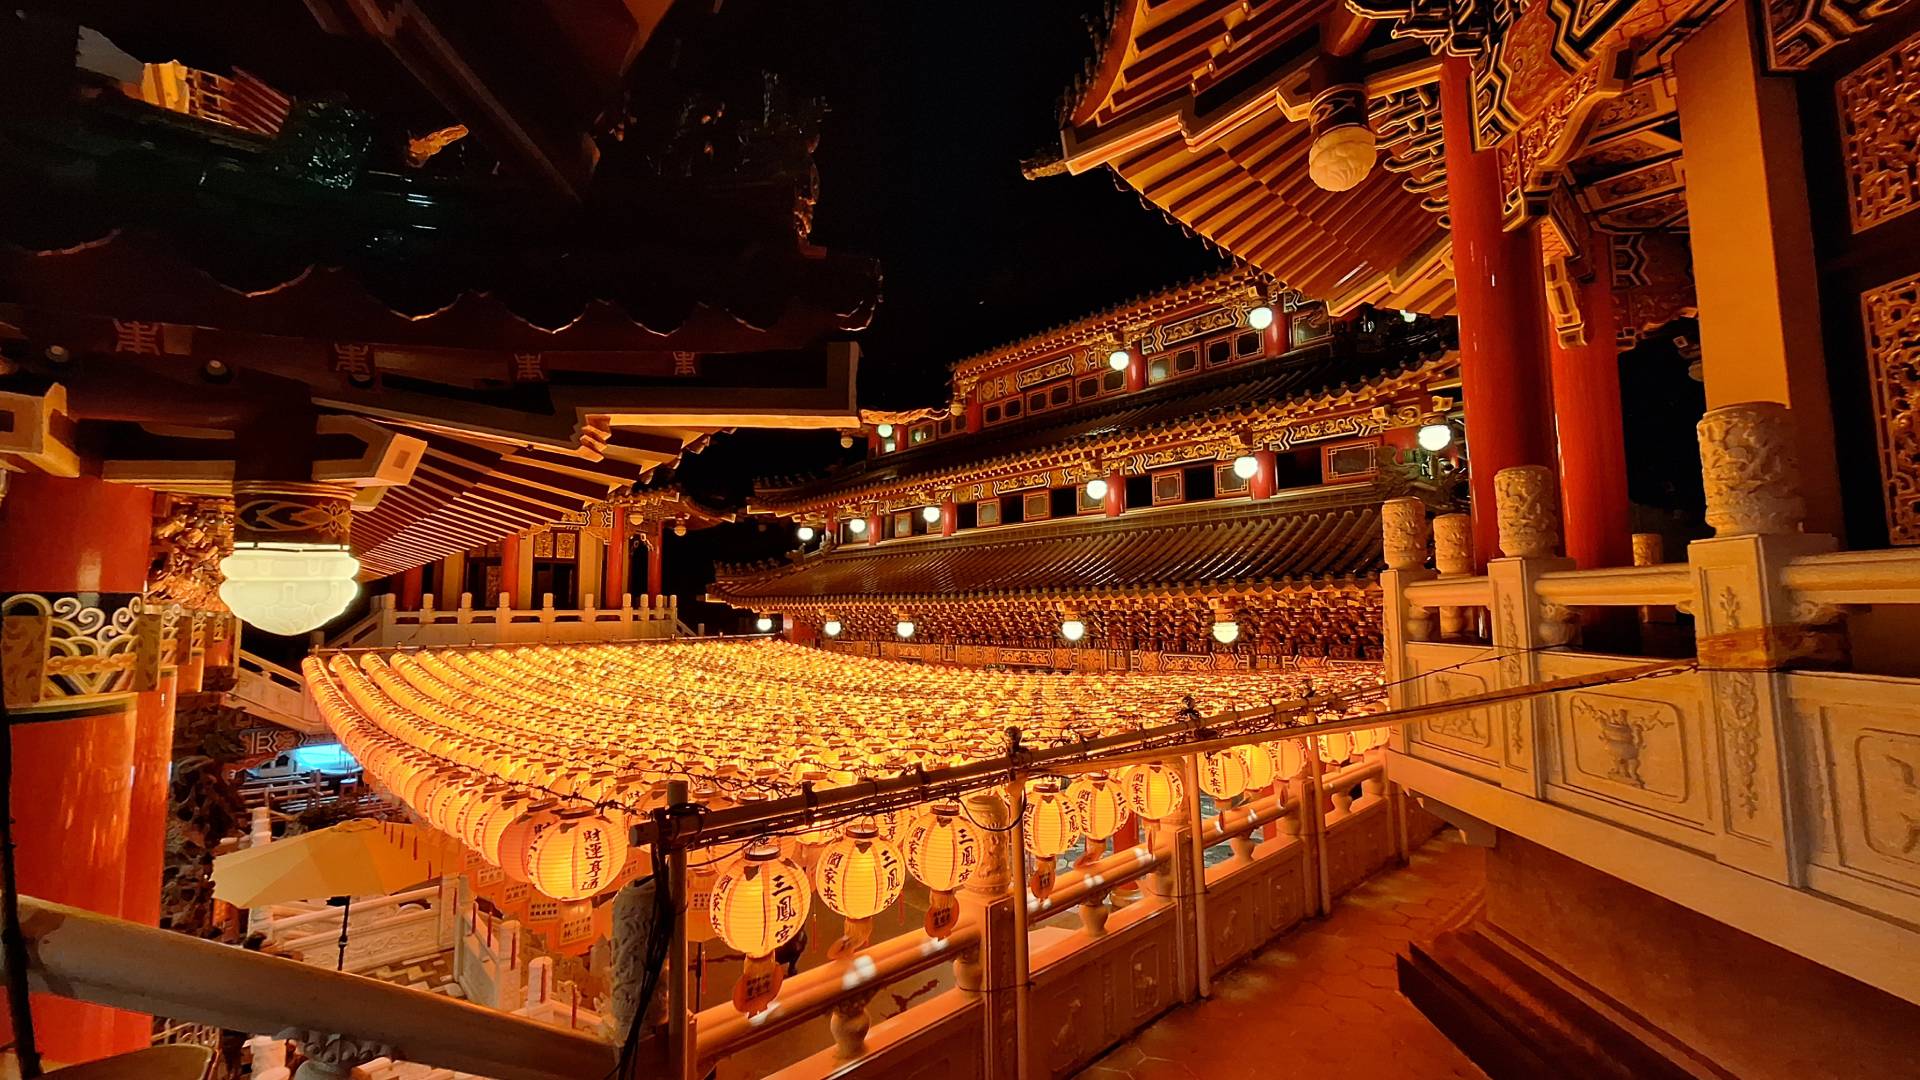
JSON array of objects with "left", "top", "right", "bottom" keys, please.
[
  {"left": 1, "top": 592, "right": 152, "bottom": 709},
  {"left": 1767, "top": 0, "right": 1917, "bottom": 71},
  {"left": 1836, "top": 28, "right": 1920, "bottom": 233},
  {"left": 1864, "top": 269, "right": 1920, "bottom": 544},
  {"left": 147, "top": 495, "right": 234, "bottom": 612}
]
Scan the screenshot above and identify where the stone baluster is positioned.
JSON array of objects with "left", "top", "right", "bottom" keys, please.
[
  {"left": 420, "top": 593, "right": 435, "bottom": 621},
  {"left": 829, "top": 989, "right": 878, "bottom": 1060},
  {"left": 955, "top": 789, "right": 1018, "bottom": 1078},
  {"left": 1633, "top": 532, "right": 1677, "bottom": 624},
  {"left": 1689, "top": 401, "right": 1833, "bottom": 884},
  {"left": 1485, "top": 464, "right": 1577, "bottom": 797},
  {"left": 1379, "top": 498, "right": 1436, "bottom": 752},
  {"left": 1433, "top": 512, "right": 1474, "bottom": 639},
  {"left": 540, "top": 593, "right": 556, "bottom": 623},
  {"left": 248, "top": 1034, "right": 288, "bottom": 1080},
  {"left": 1077, "top": 894, "right": 1111, "bottom": 937},
  {"left": 457, "top": 592, "right": 474, "bottom": 625}
]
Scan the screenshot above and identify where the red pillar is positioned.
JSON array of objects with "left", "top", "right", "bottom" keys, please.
[
  {"left": 1125, "top": 350, "right": 1147, "bottom": 393},
  {"left": 115, "top": 667, "right": 176, "bottom": 1047},
  {"left": 0, "top": 473, "right": 152, "bottom": 1064},
  {"left": 1544, "top": 236, "right": 1633, "bottom": 569},
  {"left": 396, "top": 564, "right": 424, "bottom": 610},
  {"left": 604, "top": 508, "right": 630, "bottom": 606},
  {"left": 643, "top": 520, "right": 664, "bottom": 599},
  {"left": 941, "top": 498, "right": 957, "bottom": 537},
  {"left": 1440, "top": 57, "right": 1557, "bottom": 568},
  {"left": 1103, "top": 470, "right": 1125, "bottom": 517},
  {"left": 964, "top": 397, "right": 984, "bottom": 433},
  {"left": 1250, "top": 450, "right": 1279, "bottom": 500},
  {"left": 499, "top": 531, "right": 524, "bottom": 608},
  {"left": 866, "top": 514, "right": 881, "bottom": 547}
]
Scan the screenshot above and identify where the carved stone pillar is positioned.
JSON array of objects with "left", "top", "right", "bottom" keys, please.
[
  {"left": 1487, "top": 464, "right": 1577, "bottom": 797},
  {"left": 956, "top": 790, "right": 1017, "bottom": 1079},
  {"left": 1494, "top": 465, "right": 1562, "bottom": 559},
  {"left": 279, "top": 1030, "right": 394, "bottom": 1080},
  {"left": 1698, "top": 402, "right": 1807, "bottom": 537},
  {"left": 1433, "top": 512, "right": 1473, "bottom": 639},
  {"left": 1381, "top": 496, "right": 1431, "bottom": 570}
]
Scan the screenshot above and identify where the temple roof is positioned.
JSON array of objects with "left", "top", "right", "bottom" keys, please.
[
  {"left": 754, "top": 329, "right": 1455, "bottom": 512},
  {"left": 711, "top": 488, "right": 1384, "bottom": 607}
]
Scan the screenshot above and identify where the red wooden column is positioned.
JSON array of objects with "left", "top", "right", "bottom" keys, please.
[
  {"left": 1125, "top": 350, "right": 1148, "bottom": 393},
  {"left": 1103, "top": 470, "right": 1125, "bottom": 517},
  {"left": 116, "top": 666, "right": 177, "bottom": 1047},
  {"left": 643, "top": 519, "right": 664, "bottom": 599},
  {"left": 1440, "top": 57, "right": 1557, "bottom": 568},
  {"left": 1250, "top": 450, "right": 1279, "bottom": 500},
  {"left": 396, "top": 564, "right": 424, "bottom": 610},
  {"left": 1545, "top": 233, "right": 1633, "bottom": 569},
  {"left": 940, "top": 497, "right": 958, "bottom": 537},
  {"left": 0, "top": 473, "right": 152, "bottom": 1064},
  {"left": 604, "top": 507, "right": 631, "bottom": 606},
  {"left": 866, "top": 513, "right": 881, "bottom": 547},
  {"left": 499, "top": 531, "right": 524, "bottom": 607},
  {"left": 964, "top": 396, "right": 984, "bottom": 433}
]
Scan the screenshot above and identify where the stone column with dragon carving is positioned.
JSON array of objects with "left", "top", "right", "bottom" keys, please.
[{"left": 1689, "top": 401, "right": 1835, "bottom": 884}]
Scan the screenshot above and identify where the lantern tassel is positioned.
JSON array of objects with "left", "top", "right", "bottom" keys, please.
[
  {"left": 734, "top": 954, "right": 785, "bottom": 1015},
  {"left": 926, "top": 890, "right": 960, "bottom": 939},
  {"left": 828, "top": 916, "right": 873, "bottom": 960}
]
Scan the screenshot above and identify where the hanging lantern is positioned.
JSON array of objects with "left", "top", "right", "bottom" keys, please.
[
  {"left": 1023, "top": 781, "right": 1074, "bottom": 899},
  {"left": 903, "top": 802, "right": 981, "bottom": 939},
  {"left": 711, "top": 843, "right": 810, "bottom": 1015},
  {"left": 1198, "top": 749, "right": 1249, "bottom": 801},
  {"left": 1119, "top": 762, "right": 1184, "bottom": 822},
  {"left": 1238, "top": 743, "right": 1278, "bottom": 792},
  {"left": 1318, "top": 731, "right": 1355, "bottom": 765},
  {"left": 1066, "top": 771, "right": 1129, "bottom": 842},
  {"left": 522, "top": 810, "right": 628, "bottom": 901},
  {"left": 686, "top": 858, "right": 723, "bottom": 944},
  {"left": 1275, "top": 739, "right": 1308, "bottom": 782},
  {"left": 494, "top": 803, "right": 564, "bottom": 882},
  {"left": 813, "top": 821, "right": 904, "bottom": 957}
]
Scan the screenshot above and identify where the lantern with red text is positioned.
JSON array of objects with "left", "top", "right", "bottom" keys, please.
[
  {"left": 814, "top": 822, "right": 905, "bottom": 957},
  {"left": 1066, "top": 771, "right": 1129, "bottom": 844},
  {"left": 712, "top": 844, "right": 811, "bottom": 1014},
  {"left": 1198, "top": 749, "right": 1249, "bottom": 801},
  {"left": 1022, "top": 780, "right": 1074, "bottom": 898},
  {"left": 1119, "top": 762, "right": 1184, "bottom": 823},
  {"left": 522, "top": 810, "right": 627, "bottom": 901},
  {"left": 903, "top": 802, "right": 980, "bottom": 939}
]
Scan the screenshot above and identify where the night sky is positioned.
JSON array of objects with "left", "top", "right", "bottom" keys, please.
[{"left": 674, "top": 0, "right": 1225, "bottom": 504}]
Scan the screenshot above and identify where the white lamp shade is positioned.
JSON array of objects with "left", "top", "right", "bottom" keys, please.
[
  {"left": 896, "top": 620, "right": 916, "bottom": 639},
  {"left": 922, "top": 505, "right": 942, "bottom": 523},
  {"left": 1417, "top": 423, "right": 1453, "bottom": 452},
  {"left": 1232, "top": 455, "right": 1259, "bottom": 479},
  {"left": 1060, "top": 619, "right": 1086, "bottom": 643},
  {"left": 755, "top": 616, "right": 775, "bottom": 632},
  {"left": 848, "top": 518, "right": 867, "bottom": 534},
  {"left": 1085, "top": 478, "right": 1109, "bottom": 500},
  {"left": 1211, "top": 620, "right": 1241, "bottom": 645},
  {"left": 1248, "top": 305, "right": 1275, "bottom": 331},
  {"left": 876, "top": 423, "right": 894, "bottom": 438},
  {"left": 797, "top": 526, "right": 817, "bottom": 542},
  {"left": 219, "top": 544, "right": 360, "bottom": 636},
  {"left": 1107, "top": 349, "right": 1130, "bottom": 371},
  {"left": 823, "top": 620, "right": 843, "bottom": 637}
]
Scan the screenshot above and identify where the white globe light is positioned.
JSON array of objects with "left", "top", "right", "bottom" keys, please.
[
  {"left": 1212, "top": 620, "right": 1241, "bottom": 646},
  {"left": 876, "top": 423, "right": 894, "bottom": 438},
  {"left": 896, "top": 620, "right": 916, "bottom": 639},
  {"left": 1232, "top": 455, "right": 1259, "bottom": 480},
  {"left": 797, "top": 525, "right": 817, "bottom": 542},
  {"left": 848, "top": 518, "right": 867, "bottom": 534},
  {"left": 823, "top": 620, "right": 843, "bottom": 637},
  {"left": 922, "top": 505, "right": 942, "bottom": 524},
  {"left": 1107, "top": 349, "right": 1130, "bottom": 371},
  {"left": 1401, "top": 310, "right": 1419, "bottom": 324},
  {"left": 1417, "top": 423, "right": 1454, "bottom": 452},
  {"left": 1060, "top": 619, "right": 1086, "bottom": 643},
  {"left": 1247, "top": 305, "right": 1275, "bottom": 331},
  {"left": 755, "top": 616, "right": 774, "bottom": 633},
  {"left": 1085, "top": 478, "right": 1109, "bottom": 501},
  {"left": 219, "top": 544, "right": 361, "bottom": 636}
]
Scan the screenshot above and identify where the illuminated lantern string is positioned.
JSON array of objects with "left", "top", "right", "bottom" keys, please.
[
  {"left": 1119, "top": 762, "right": 1184, "bottom": 822},
  {"left": 903, "top": 802, "right": 980, "bottom": 939},
  {"left": 1198, "top": 749, "right": 1249, "bottom": 801},
  {"left": 1022, "top": 780, "right": 1074, "bottom": 899},
  {"left": 813, "top": 821, "right": 904, "bottom": 957},
  {"left": 711, "top": 844, "right": 810, "bottom": 1015},
  {"left": 522, "top": 810, "right": 628, "bottom": 901},
  {"left": 1066, "top": 771, "right": 1129, "bottom": 842}
]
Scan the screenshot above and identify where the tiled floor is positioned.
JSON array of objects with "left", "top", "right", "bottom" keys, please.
[{"left": 1080, "top": 834, "right": 1488, "bottom": 1079}]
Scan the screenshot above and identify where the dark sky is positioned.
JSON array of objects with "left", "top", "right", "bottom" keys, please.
[
  {"left": 733, "top": 0, "right": 1227, "bottom": 407},
  {"left": 674, "top": 0, "right": 1226, "bottom": 508}
]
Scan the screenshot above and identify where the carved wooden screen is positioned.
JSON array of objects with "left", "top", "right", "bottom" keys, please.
[{"left": 1801, "top": 5, "right": 1920, "bottom": 545}]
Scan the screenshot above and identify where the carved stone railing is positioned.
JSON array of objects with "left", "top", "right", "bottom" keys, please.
[
  {"left": 260, "top": 880, "right": 458, "bottom": 975},
  {"left": 1379, "top": 400, "right": 1920, "bottom": 1008},
  {"left": 328, "top": 592, "right": 681, "bottom": 650},
  {"left": 231, "top": 649, "right": 326, "bottom": 733}
]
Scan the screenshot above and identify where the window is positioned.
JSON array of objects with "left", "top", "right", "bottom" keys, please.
[
  {"left": 891, "top": 511, "right": 914, "bottom": 538},
  {"left": 1027, "top": 391, "right": 1047, "bottom": 414},
  {"left": 1216, "top": 461, "right": 1251, "bottom": 496},
  {"left": 1322, "top": 439, "right": 1380, "bottom": 481},
  {"left": 1151, "top": 470, "right": 1184, "bottom": 505},
  {"left": 985, "top": 404, "right": 1003, "bottom": 424},
  {"left": 1077, "top": 483, "right": 1107, "bottom": 514},
  {"left": 1236, "top": 330, "right": 1262, "bottom": 356},
  {"left": 909, "top": 424, "right": 933, "bottom": 446},
  {"left": 957, "top": 501, "right": 980, "bottom": 529},
  {"left": 976, "top": 500, "right": 1001, "bottom": 527},
  {"left": 1049, "top": 384, "right": 1071, "bottom": 407},
  {"left": 1176, "top": 348, "right": 1200, "bottom": 374},
  {"left": 1004, "top": 398, "right": 1023, "bottom": 418},
  {"left": 1205, "top": 338, "right": 1232, "bottom": 366},
  {"left": 1148, "top": 356, "right": 1171, "bottom": 383},
  {"left": 1077, "top": 375, "right": 1100, "bottom": 400},
  {"left": 1022, "top": 491, "right": 1051, "bottom": 521},
  {"left": 1101, "top": 369, "right": 1125, "bottom": 392}
]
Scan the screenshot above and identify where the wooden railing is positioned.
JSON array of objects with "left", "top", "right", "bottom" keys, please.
[
  {"left": 328, "top": 592, "right": 681, "bottom": 650},
  {"left": 230, "top": 649, "right": 326, "bottom": 733}
]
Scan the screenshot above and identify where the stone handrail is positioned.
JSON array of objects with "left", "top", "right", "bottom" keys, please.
[
  {"left": 1531, "top": 563, "right": 1694, "bottom": 607},
  {"left": 1780, "top": 548, "right": 1920, "bottom": 605},
  {"left": 18, "top": 896, "right": 616, "bottom": 1080},
  {"left": 1401, "top": 575, "right": 1491, "bottom": 608},
  {"left": 262, "top": 884, "right": 440, "bottom": 938},
  {"left": 331, "top": 592, "right": 681, "bottom": 649}
]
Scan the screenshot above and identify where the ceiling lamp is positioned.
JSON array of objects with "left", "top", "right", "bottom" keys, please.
[
  {"left": 847, "top": 517, "right": 867, "bottom": 535},
  {"left": 1212, "top": 618, "right": 1242, "bottom": 645},
  {"left": 876, "top": 423, "right": 894, "bottom": 438},
  {"left": 1247, "top": 304, "right": 1275, "bottom": 331},
  {"left": 520, "top": 810, "right": 627, "bottom": 902},
  {"left": 1085, "top": 477, "right": 1109, "bottom": 501},
  {"left": 921, "top": 505, "right": 942, "bottom": 524},
  {"left": 896, "top": 619, "right": 916, "bottom": 639},
  {"left": 840, "top": 434, "right": 855, "bottom": 448},
  {"left": 822, "top": 619, "right": 843, "bottom": 637},
  {"left": 796, "top": 525, "right": 817, "bottom": 542},
  {"left": 1107, "top": 348, "right": 1131, "bottom": 371},
  {"left": 219, "top": 482, "right": 360, "bottom": 636},
  {"left": 1198, "top": 749, "right": 1249, "bottom": 801},
  {"left": 1232, "top": 455, "right": 1259, "bottom": 480},
  {"left": 1059, "top": 618, "right": 1086, "bottom": 643},
  {"left": 1417, "top": 423, "right": 1454, "bottom": 452},
  {"left": 1402, "top": 310, "right": 1419, "bottom": 324},
  {"left": 673, "top": 521, "right": 688, "bottom": 537},
  {"left": 755, "top": 616, "right": 774, "bottom": 633},
  {"left": 1306, "top": 86, "right": 1377, "bottom": 192},
  {"left": 1238, "top": 743, "right": 1279, "bottom": 791}
]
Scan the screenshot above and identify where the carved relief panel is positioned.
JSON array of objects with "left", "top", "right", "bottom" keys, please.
[
  {"left": 1792, "top": 673, "right": 1920, "bottom": 921},
  {"left": 1406, "top": 645, "right": 1504, "bottom": 780}
]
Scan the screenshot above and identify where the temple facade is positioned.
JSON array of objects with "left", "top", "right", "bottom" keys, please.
[{"left": 713, "top": 270, "right": 1459, "bottom": 671}]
